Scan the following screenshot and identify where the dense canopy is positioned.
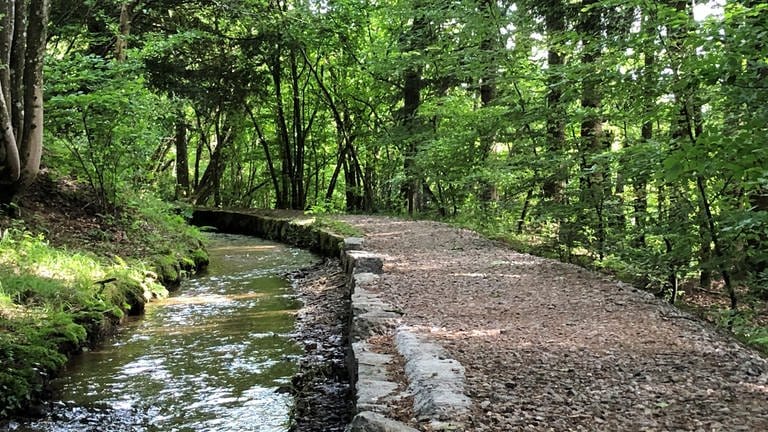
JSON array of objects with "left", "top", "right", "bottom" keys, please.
[{"left": 1, "top": 0, "right": 767, "bottom": 321}]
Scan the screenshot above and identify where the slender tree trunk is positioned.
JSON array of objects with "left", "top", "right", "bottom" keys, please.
[
  {"left": 632, "top": 7, "right": 657, "bottom": 248},
  {"left": 401, "top": 1, "right": 429, "bottom": 215},
  {"left": 542, "top": 0, "right": 567, "bottom": 204},
  {"left": 246, "top": 105, "right": 281, "bottom": 207},
  {"left": 194, "top": 123, "right": 230, "bottom": 207},
  {"left": 578, "top": 0, "right": 607, "bottom": 259},
  {"left": 325, "top": 140, "right": 346, "bottom": 202},
  {"left": 517, "top": 188, "right": 534, "bottom": 234},
  {"left": 477, "top": 0, "right": 500, "bottom": 204},
  {"left": 115, "top": 1, "right": 136, "bottom": 61},
  {"left": 175, "top": 112, "right": 190, "bottom": 199},
  {"left": 290, "top": 48, "right": 304, "bottom": 209},
  {"left": 271, "top": 49, "right": 292, "bottom": 209},
  {"left": 0, "top": 1, "right": 14, "bottom": 178},
  {"left": 403, "top": 66, "right": 421, "bottom": 215},
  {"left": 10, "top": 0, "right": 26, "bottom": 137}
]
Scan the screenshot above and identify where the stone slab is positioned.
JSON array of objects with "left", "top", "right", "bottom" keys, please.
[
  {"left": 346, "top": 411, "right": 421, "bottom": 432},
  {"left": 345, "top": 237, "right": 366, "bottom": 251},
  {"left": 395, "top": 328, "right": 471, "bottom": 424},
  {"left": 344, "top": 250, "right": 384, "bottom": 275}
]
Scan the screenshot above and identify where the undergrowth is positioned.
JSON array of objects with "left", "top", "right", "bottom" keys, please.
[
  {"left": 312, "top": 217, "right": 363, "bottom": 238},
  {"left": 0, "top": 188, "right": 209, "bottom": 417}
]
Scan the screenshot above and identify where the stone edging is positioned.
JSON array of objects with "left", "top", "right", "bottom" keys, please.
[
  {"left": 190, "top": 209, "right": 470, "bottom": 431},
  {"left": 342, "top": 241, "right": 471, "bottom": 431}
]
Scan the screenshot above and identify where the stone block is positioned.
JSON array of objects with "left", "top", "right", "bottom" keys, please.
[
  {"left": 346, "top": 411, "right": 420, "bottom": 432},
  {"left": 351, "top": 310, "right": 401, "bottom": 342},
  {"left": 344, "top": 250, "right": 384, "bottom": 275},
  {"left": 345, "top": 237, "right": 365, "bottom": 251},
  {"left": 395, "top": 329, "right": 471, "bottom": 423}
]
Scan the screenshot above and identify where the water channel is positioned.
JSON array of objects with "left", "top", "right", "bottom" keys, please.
[{"left": 6, "top": 233, "right": 317, "bottom": 432}]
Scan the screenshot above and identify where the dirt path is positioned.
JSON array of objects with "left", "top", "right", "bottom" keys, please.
[{"left": 338, "top": 216, "right": 768, "bottom": 431}]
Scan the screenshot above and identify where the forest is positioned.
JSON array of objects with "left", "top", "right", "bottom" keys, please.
[{"left": 0, "top": 0, "right": 767, "bottom": 343}]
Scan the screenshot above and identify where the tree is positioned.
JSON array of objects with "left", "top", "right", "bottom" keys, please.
[
  {"left": 0, "top": 0, "right": 51, "bottom": 204},
  {"left": 541, "top": 0, "right": 568, "bottom": 205}
]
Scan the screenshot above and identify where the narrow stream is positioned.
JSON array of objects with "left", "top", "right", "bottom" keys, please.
[{"left": 7, "top": 233, "right": 317, "bottom": 432}]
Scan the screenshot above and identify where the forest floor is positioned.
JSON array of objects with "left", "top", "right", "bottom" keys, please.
[
  {"left": 338, "top": 215, "right": 768, "bottom": 431},
  {"left": 0, "top": 172, "right": 201, "bottom": 262}
]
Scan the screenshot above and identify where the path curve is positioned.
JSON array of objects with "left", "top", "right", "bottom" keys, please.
[{"left": 339, "top": 215, "right": 768, "bottom": 431}]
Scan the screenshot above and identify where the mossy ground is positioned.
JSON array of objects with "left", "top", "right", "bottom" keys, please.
[{"left": 0, "top": 173, "right": 209, "bottom": 417}]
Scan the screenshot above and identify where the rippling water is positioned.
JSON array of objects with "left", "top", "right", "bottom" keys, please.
[{"left": 5, "top": 233, "right": 317, "bottom": 432}]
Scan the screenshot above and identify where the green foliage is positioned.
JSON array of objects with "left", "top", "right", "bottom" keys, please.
[
  {"left": 0, "top": 225, "right": 190, "bottom": 416},
  {"left": 45, "top": 54, "right": 174, "bottom": 212},
  {"left": 712, "top": 309, "right": 768, "bottom": 353},
  {"left": 37, "top": 0, "right": 768, "bottom": 351},
  {"left": 0, "top": 307, "right": 95, "bottom": 415},
  {"left": 125, "top": 192, "right": 207, "bottom": 265},
  {"left": 307, "top": 198, "right": 345, "bottom": 215}
]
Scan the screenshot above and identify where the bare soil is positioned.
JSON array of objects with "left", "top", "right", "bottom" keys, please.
[
  {"left": 1, "top": 172, "right": 156, "bottom": 258},
  {"left": 338, "top": 215, "right": 768, "bottom": 431}
]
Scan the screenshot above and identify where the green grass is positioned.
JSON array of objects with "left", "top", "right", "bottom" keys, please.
[
  {"left": 0, "top": 226, "right": 179, "bottom": 416},
  {"left": 312, "top": 216, "right": 364, "bottom": 237}
]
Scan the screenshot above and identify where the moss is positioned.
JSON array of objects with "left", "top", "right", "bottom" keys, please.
[
  {"left": 313, "top": 217, "right": 363, "bottom": 237},
  {"left": 0, "top": 216, "right": 208, "bottom": 418},
  {"left": 0, "top": 313, "right": 84, "bottom": 416},
  {"left": 153, "top": 255, "right": 181, "bottom": 286},
  {"left": 190, "top": 247, "right": 210, "bottom": 269},
  {"left": 0, "top": 177, "right": 215, "bottom": 418}
]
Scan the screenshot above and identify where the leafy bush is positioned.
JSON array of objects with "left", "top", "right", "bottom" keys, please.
[{"left": 45, "top": 54, "right": 175, "bottom": 212}]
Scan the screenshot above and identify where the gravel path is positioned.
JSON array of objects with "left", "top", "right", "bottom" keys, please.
[{"left": 338, "top": 216, "right": 768, "bottom": 431}]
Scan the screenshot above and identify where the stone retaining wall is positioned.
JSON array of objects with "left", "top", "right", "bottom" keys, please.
[
  {"left": 191, "top": 209, "right": 344, "bottom": 256},
  {"left": 191, "top": 209, "right": 467, "bottom": 432}
]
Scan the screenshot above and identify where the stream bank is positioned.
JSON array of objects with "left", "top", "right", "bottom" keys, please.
[
  {"left": 190, "top": 209, "right": 427, "bottom": 432},
  {"left": 287, "top": 260, "right": 353, "bottom": 431},
  {"left": 0, "top": 175, "right": 210, "bottom": 418},
  {"left": 3, "top": 233, "right": 313, "bottom": 431},
  {"left": 191, "top": 209, "right": 354, "bottom": 431}
]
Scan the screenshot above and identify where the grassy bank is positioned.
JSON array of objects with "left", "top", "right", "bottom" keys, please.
[{"left": 0, "top": 176, "right": 208, "bottom": 417}]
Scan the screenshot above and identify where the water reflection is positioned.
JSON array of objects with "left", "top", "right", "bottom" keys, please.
[{"left": 7, "top": 233, "right": 316, "bottom": 432}]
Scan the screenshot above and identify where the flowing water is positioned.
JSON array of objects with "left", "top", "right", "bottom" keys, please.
[{"left": 5, "top": 233, "right": 317, "bottom": 432}]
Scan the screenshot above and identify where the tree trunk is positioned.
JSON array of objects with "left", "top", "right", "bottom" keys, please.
[
  {"left": 289, "top": 48, "right": 305, "bottom": 210},
  {"left": 578, "top": 0, "right": 607, "bottom": 259},
  {"left": 115, "top": 1, "right": 136, "bottom": 62},
  {"left": 194, "top": 125, "right": 229, "bottom": 206},
  {"left": 247, "top": 105, "right": 281, "bottom": 207},
  {"left": 633, "top": 9, "right": 655, "bottom": 247},
  {"left": 271, "top": 49, "right": 292, "bottom": 209},
  {"left": 542, "top": 0, "right": 567, "bottom": 204},
  {"left": 401, "top": 1, "right": 429, "bottom": 215},
  {"left": 477, "top": 0, "right": 500, "bottom": 204},
  {"left": 175, "top": 112, "right": 190, "bottom": 199},
  {"left": 402, "top": 66, "right": 421, "bottom": 215},
  {"left": 0, "top": 0, "right": 49, "bottom": 204}
]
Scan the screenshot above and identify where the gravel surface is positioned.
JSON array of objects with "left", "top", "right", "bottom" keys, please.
[
  {"left": 288, "top": 259, "right": 353, "bottom": 431},
  {"left": 338, "top": 216, "right": 768, "bottom": 431}
]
